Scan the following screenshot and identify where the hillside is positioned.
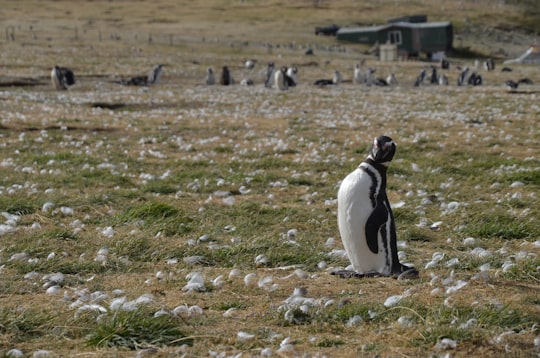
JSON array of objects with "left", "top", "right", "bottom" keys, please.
[{"left": 1, "top": 0, "right": 539, "bottom": 60}]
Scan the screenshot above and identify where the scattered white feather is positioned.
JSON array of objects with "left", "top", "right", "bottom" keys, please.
[
  {"left": 6, "top": 349, "right": 24, "bottom": 358},
  {"left": 384, "top": 295, "right": 403, "bottom": 307},
  {"left": 346, "top": 315, "right": 363, "bottom": 327},
  {"left": 435, "top": 338, "right": 457, "bottom": 350},
  {"left": 101, "top": 226, "right": 114, "bottom": 237},
  {"left": 237, "top": 331, "right": 255, "bottom": 342},
  {"left": 255, "top": 254, "right": 269, "bottom": 265},
  {"left": 223, "top": 307, "right": 237, "bottom": 318},
  {"left": 244, "top": 272, "right": 257, "bottom": 286},
  {"left": 446, "top": 280, "right": 468, "bottom": 294}
]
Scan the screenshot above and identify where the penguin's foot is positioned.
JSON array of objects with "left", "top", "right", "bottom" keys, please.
[
  {"left": 396, "top": 267, "right": 419, "bottom": 280},
  {"left": 331, "top": 270, "right": 383, "bottom": 279}
]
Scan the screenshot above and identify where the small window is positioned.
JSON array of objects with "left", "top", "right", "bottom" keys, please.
[{"left": 388, "top": 31, "right": 402, "bottom": 45}]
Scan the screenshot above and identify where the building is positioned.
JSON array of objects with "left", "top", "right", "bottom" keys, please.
[{"left": 336, "top": 17, "right": 453, "bottom": 58}]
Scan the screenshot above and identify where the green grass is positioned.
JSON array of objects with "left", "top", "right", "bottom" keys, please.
[{"left": 84, "top": 307, "right": 192, "bottom": 349}]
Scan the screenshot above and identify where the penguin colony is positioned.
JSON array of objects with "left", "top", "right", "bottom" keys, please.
[
  {"left": 49, "top": 57, "right": 530, "bottom": 92},
  {"left": 334, "top": 136, "right": 419, "bottom": 279}
]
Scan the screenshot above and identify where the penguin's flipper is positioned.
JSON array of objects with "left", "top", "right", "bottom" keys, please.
[{"left": 364, "top": 202, "right": 388, "bottom": 254}]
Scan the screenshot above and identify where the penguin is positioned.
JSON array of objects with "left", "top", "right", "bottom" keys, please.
[
  {"left": 483, "top": 58, "right": 495, "bottom": 71},
  {"left": 386, "top": 73, "right": 398, "bottom": 86},
  {"left": 51, "top": 66, "right": 75, "bottom": 90},
  {"left": 240, "top": 78, "right": 254, "bottom": 86},
  {"left": 245, "top": 59, "right": 255, "bottom": 70},
  {"left": 264, "top": 62, "right": 275, "bottom": 88},
  {"left": 365, "top": 67, "right": 375, "bottom": 86},
  {"left": 505, "top": 80, "right": 518, "bottom": 92},
  {"left": 457, "top": 66, "right": 469, "bottom": 86},
  {"left": 413, "top": 69, "right": 426, "bottom": 87},
  {"left": 333, "top": 135, "right": 418, "bottom": 279},
  {"left": 438, "top": 73, "right": 449, "bottom": 85},
  {"left": 220, "top": 66, "right": 233, "bottom": 85},
  {"left": 314, "top": 70, "right": 341, "bottom": 86},
  {"left": 430, "top": 66, "right": 438, "bottom": 84},
  {"left": 148, "top": 64, "right": 163, "bottom": 84},
  {"left": 274, "top": 66, "right": 288, "bottom": 90},
  {"left": 440, "top": 58, "right": 450, "bottom": 70},
  {"left": 332, "top": 70, "right": 342, "bottom": 85},
  {"left": 467, "top": 72, "right": 482, "bottom": 86},
  {"left": 286, "top": 66, "right": 298, "bottom": 86},
  {"left": 205, "top": 67, "right": 216, "bottom": 85},
  {"left": 353, "top": 63, "right": 363, "bottom": 84}
]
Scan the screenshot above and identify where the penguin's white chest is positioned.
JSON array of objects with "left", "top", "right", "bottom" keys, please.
[{"left": 337, "top": 165, "right": 392, "bottom": 275}]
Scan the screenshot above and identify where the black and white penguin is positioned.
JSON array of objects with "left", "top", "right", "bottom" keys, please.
[
  {"left": 220, "top": 66, "right": 233, "bottom": 85},
  {"left": 413, "top": 69, "right": 426, "bottom": 87},
  {"left": 457, "top": 66, "right": 469, "bottom": 86},
  {"left": 333, "top": 135, "right": 418, "bottom": 279},
  {"left": 386, "top": 73, "right": 398, "bottom": 86},
  {"left": 264, "top": 62, "right": 275, "bottom": 88},
  {"left": 353, "top": 63, "right": 363, "bottom": 84},
  {"left": 438, "top": 73, "right": 449, "bottom": 85},
  {"left": 365, "top": 67, "right": 375, "bottom": 86},
  {"left": 467, "top": 72, "right": 482, "bottom": 86},
  {"left": 274, "top": 66, "right": 288, "bottom": 90},
  {"left": 440, "top": 58, "right": 450, "bottom": 70},
  {"left": 51, "top": 66, "right": 75, "bottom": 90},
  {"left": 286, "top": 66, "right": 298, "bottom": 86},
  {"left": 430, "top": 66, "right": 439, "bottom": 84},
  {"left": 205, "top": 67, "right": 216, "bottom": 85},
  {"left": 314, "top": 70, "right": 341, "bottom": 86},
  {"left": 505, "top": 80, "right": 519, "bottom": 92},
  {"left": 483, "top": 58, "right": 495, "bottom": 71},
  {"left": 148, "top": 64, "right": 163, "bottom": 84},
  {"left": 332, "top": 70, "right": 342, "bottom": 85}
]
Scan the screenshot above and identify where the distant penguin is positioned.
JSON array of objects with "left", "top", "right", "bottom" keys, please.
[
  {"left": 332, "top": 70, "right": 342, "bottom": 85},
  {"left": 245, "top": 59, "right": 255, "bottom": 70},
  {"left": 517, "top": 78, "right": 533, "bottom": 85},
  {"left": 264, "top": 62, "right": 275, "bottom": 88},
  {"left": 353, "top": 64, "right": 363, "bottom": 84},
  {"left": 334, "top": 136, "right": 418, "bottom": 279},
  {"left": 505, "top": 80, "right": 518, "bottom": 92},
  {"left": 457, "top": 66, "right": 469, "bottom": 86},
  {"left": 467, "top": 72, "right": 482, "bottom": 86},
  {"left": 483, "top": 58, "right": 495, "bottom": 71},
  {"left": 386, "top": 73, "right": 398, "bottom": 86},
  {"left": 220, "top": 66, "right": 233, "bottom": 85},
  {"left": 205, "top": 67, "right": 216, "bottom": 85},
  {"left": 286, "top": 66, "right": 298, "bottom": 86},
  {"left": 274, "top": 67, "right": 288, "bottom": 90},
  {"left": 413, "top": 69, "right": 426, "bottom": 87},
  {"left": 51, "top": 66, "right": 75, "bottom": 90},
  {"left": 365, "top": 67, "right": 375, "bottom": 86},
  {"left": 148, "top": 64, "right": 163, "bottom": 84},
  {"left": 438, "top": 73, "right": 449, "bottom": 85},
  {"left": 440, "top": 58, "right": 450, "bottom": 69},
  {"left": 430, "top": 66, "right": 438, "bottom": 84},
  {"left": 240, "top": 78, "right": 254, "bottom": 86},
  {"left": 374, "top": 77, "right": 388, "bottom": 86}
]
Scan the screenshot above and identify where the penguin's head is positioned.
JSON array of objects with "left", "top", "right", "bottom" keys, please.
[{"left": 369, "top": 135, "right": 396, "bottom": 165}]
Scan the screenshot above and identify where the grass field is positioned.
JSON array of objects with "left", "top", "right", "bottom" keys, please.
[{"left": 0, "top": 1, "right": 539, "bottom": 357}]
